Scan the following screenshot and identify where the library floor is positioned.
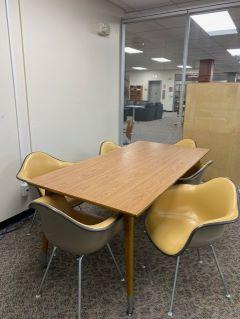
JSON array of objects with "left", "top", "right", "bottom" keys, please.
[
  {"left": 130, "top": 111, "right": 179, "bottom": 144},
  {"left": 0, "top": 204, "right": 240, "bottom": 319}
]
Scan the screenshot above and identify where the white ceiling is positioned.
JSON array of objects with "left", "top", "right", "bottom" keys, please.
[
  {"left": 124, "top": 6, "right": 240, "bottom": 79},
  {"left": 108, "top": 0, "right": 225, "bottom": 12}
]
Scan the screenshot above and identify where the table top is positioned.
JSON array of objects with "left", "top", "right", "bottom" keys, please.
[
  {"left": 124, "top": 105, "right": 145, "bottom": 109},
  {"left": 28, "top": 141, "right": 208, "bottom": 217}
]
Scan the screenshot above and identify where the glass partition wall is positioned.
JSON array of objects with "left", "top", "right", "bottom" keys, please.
[
  {"left": 121, "top": 3, "right": 240, "bottom": 147},
  {"left": 184, "top": 6, "right": 240, "bottom": 184},
  {"left": 123, "top": 15, "right": 187, "bottom": 145},
  {"left": 188, "top": 7, "right": 240, "bottom": 83}
]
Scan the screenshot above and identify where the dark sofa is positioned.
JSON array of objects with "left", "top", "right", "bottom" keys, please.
[
  {"left": 134, "top": 103, "right": 155, "bottom": 121},
  {"left": 155, "top": 102, "right": 163, "bottom": 119}
]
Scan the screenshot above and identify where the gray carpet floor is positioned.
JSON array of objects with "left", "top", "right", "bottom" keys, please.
[
  {"left": 129, "top": 112, "right": 179, "bottom": 144},
  {"left": 0, "top": 202, "right": 240, "bottom": 319}
]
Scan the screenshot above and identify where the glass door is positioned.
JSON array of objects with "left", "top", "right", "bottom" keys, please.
[{"left": 123, "top": 15, "right": 189, "bottom": 145}]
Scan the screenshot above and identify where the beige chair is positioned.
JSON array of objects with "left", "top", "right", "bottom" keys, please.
[
  {"left": 17, "top": 151, "right": 81, "bottom": 234},
  {"left": 174, "top": 138, "right": 213, "bottom": 184},
  {"left": 99, "top": 141, "right": 121, "bottom": 155},
  {"left": 30, "top": 195, "right": 124, "bottom": 319},
  {"left": 145, "top": 177, "right": 238, "bottom": 316},
  {"left": 174, "top": 138, "right": 197, "bottom": 148}
]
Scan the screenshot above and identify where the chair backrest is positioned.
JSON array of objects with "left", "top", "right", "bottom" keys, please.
[
  {"left": 195, "top": 177, "right": 238, "bottom": 221},
  {"left": 99, "top": 141, "right": 121, "bottom": 155},
  {"left": 175, "top": 138, "right": 202, "bottom": 176},
  {"left": 189, "top": 177, "right": 239, "bottom": 247},
  {"left": 179, "top": 160, "right": 213, "bottom": 185},
  {"left": 174, "top": 138, "right": 196, "bottom": 148},
  {"left": 30, "top": 195, "right": 123, "bottom": 255},
  {"left": 17, "top": 152, "right": 73, "bottom": 196},
  {"left": 126, "top": 120, "right": 134, "bottom": 141},
  {"left": 17, "top": 152, "right": 71, "bottom": 182}
]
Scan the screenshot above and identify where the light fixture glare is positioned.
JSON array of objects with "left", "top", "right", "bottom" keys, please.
[
  {"left": 152, "top": 57, "right": 171, "bottom": 63},
  {"left": 191, "top": 11, "right": 237, "bottom": 36},
  {"left": 125, "top": 47, "right": 143, "bottom": 54}
]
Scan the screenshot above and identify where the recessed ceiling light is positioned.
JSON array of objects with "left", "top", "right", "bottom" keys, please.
[
  {"left": 227, "top": 49, "right": 240, "bottom": 56},
  {"left": 125, "top": 47, "right": 143, "bottom": 54},
  {"left": 152, "top": 57, "right": 171, "bottom": 63},
  {"left": 177, "top": 65, "right": 192, "bottom": 69},
  {"left": 132, "top": 67, "right": 147, "bottom": 70},
  {"left": 191, "top": 11, "right": 237, "bottom": 36}
]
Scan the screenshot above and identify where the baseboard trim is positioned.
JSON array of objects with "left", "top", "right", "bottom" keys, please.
[{"left": 0, "top": 209, "right": 34, "bottom": 230}]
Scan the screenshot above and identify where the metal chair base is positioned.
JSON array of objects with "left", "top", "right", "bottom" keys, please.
[
  {"left": 210, "top": 245, "right": 231, "bottom": 299},
  {"left": 36, "top": 244, "right": 124, "bottom": 319},
  {"left": 107, "top": 243, "right": 125, "bottom": 282},
  {"left": 27, "top": 210, "right": 37, "bottom": 235},
  {"left": 167, "top": 245, "right": 231, "bottom": 317}
]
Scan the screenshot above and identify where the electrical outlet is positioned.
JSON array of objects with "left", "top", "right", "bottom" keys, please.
[{"left": 20, "top": 182, "right": 29, "bottom": 197}]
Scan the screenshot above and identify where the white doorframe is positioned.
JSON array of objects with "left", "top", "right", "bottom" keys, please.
[{"left": 5, "top": 0, "right": 32, "bottom": 161}]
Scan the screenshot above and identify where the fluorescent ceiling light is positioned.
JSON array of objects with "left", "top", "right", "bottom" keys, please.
[
  {"left": 177, "top": 65, "right": 192, "bottom": 69},
  {"left": 152, "top": 57, "right": 171, "bottom": 63},
  {"left": 191, "top": 11, "right": 237, "bottom": 36},
  {"left": 132, "top": 67, "right": 147, "bottom": 70},
  {"left": 227, "top": 49, "right": 240, "bottom": 56},
  {"left": 125, "top": 47, "right": 143, "bottom": 54}
]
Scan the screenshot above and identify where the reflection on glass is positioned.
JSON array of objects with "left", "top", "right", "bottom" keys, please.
[
  {"left": 183, "top": 7, "right": 240, "bottom": 184},
  {"left": 124, "top": 16, "right": 187, "bottom": 145}
]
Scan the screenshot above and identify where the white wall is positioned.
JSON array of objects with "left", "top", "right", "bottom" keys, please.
[
  {"left": 0, "top": 0, "right": 29, "bottom": 221},
  {"left": 127, "top": 70, "right": 176, "bottom": 111},
  {"left": 0, "top": 0, "right": 122, "bottom": 221},
  {"left": 19, "top": 0, "right": 122, "bottom": 161}
]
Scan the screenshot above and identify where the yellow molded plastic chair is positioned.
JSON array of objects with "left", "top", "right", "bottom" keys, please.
[
  {"left": 99, "top": 141, "right": 121, "bottom": 155},
  {"left": 174, "top": 138, "right": 213, "bottom": 184},
  {"left": 30, "top": 195, "right": 124, "bottom": 319},
  {"left": 145, "top": 177, "right": 238, "bottom": 316},
  {"left": 17, "top": 151, "right": 81, "bottom": 234},
  {"left": 174, "top": 138, "right": 197, "bottom": 148}
]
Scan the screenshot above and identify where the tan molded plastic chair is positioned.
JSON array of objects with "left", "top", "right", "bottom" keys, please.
[
  {"left": 174, "top": 138, "right": 213, "bottom": 184},
  {"left": 145, "top": 177, "right": 238, "bottom": 316},
  {"left": 17, "top": 151, "right": 81, "bottom": 234},
  {"left": 29, "top": 195, "right": 124, "bottom": 319},
  {"left": 174, "top": 138, "right": 197, "bottom": 148},
  {"left": 99, "top": 141, "right": 121, "bottom": 155}
]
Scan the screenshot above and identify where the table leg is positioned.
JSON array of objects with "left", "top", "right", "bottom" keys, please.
[
  {"left": 40, "top": 190, "right": 51, "bottom": 267},
  {"left": 124, "top": 215, "right": 135, "bottom": 316},
  {"left": 41, "top": 234, "right": 49, "bottom": 268},
  {"left": 133, "top": 108, "right": 135, "bottom": 123}
]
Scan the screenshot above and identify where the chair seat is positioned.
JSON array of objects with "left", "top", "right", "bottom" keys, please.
[
  {"left": 146, "top": 209, "right": 202, "bottom": 256},
  {"left": 39, "top": 188, "right": 82, "bottom": 207},
  {"left": 34, "top": 194, "right": 104, "bottom": 226},
  {"left": 146, "top": 177, "right": 238, "bottom": 256}
]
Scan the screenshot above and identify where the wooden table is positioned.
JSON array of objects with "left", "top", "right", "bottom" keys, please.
[
  {"left": 28, "top": 141, "right": 208, "bottom": 315},
  {"left": 124, "top": 105, "right": 144, "bottom": 122}
]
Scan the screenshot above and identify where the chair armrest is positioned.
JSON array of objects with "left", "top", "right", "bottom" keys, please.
[{"left": 179, "top": 160, "right": 213, "bottom": 183}]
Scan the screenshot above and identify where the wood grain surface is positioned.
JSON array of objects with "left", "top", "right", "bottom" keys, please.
[{"left": 29, "top": 141, "right": 208, "bottom": 216}]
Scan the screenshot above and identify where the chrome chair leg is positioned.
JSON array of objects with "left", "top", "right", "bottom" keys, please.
[
  {"left": 36, "top": 246, "right": 57, "bottom": 298},
  {"left": 107, "top": 243, "right": 125, "bottom": 282},
  {"left": 27, "top": 210, "right": 37, "bottom": 235},
  {"left": 210, "top": 245, "right": 231, "bottom": 299},
  {"left": 197, "top": 248, "right": 203, "bottom": 265},
  {"left": 168, "top": 255, "right": 181, "bottom": 317},
  {"left": 78, "top": 255, "right": 84, "bottom": 319}
]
